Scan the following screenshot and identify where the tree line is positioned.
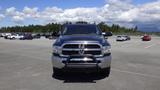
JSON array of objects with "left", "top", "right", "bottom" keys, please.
[
  {"left": 0, "top": 23, "right": 61, "bottom": 33},
  {"left": 0, "top": 21, "right": 143, "bottom": 35},
  {"left": 98, "top": 22, "right": 143, "bottom": 35}
]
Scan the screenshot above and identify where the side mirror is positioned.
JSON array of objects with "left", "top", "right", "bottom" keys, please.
[{"left": 54, "top": 31, "right": 61, "bottom": 37}]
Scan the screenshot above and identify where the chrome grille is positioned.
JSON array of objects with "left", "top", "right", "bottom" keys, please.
[{"left": 61, "top": 43, "right": 102, "bottom": 56}]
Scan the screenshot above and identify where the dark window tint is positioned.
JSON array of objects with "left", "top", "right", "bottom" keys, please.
[{"left": 62, "top": 25, "right": 101, "bottom": 35}]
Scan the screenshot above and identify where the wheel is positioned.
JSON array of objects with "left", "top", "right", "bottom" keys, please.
[
  {"left": 12, "top": 37, "right": 15, "bottom": 40},
  {"left": 100, "top": 67, "right": 110, "bottom": 77}
]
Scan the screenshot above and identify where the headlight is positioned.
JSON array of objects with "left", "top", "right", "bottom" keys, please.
[
  {"left": 103, "top": 46, "right": 111, "bottom": 54},
  {"left": 53, "top": 46, "right": 61, "bottom": 54}
]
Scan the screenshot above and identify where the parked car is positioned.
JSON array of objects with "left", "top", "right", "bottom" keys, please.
[
  {"left": 142, "top": 34, "right": 151, "bottom": 41},
  {"left": 4, "top": 35, "right": 9, "bottom": 39},
  {"left": 4, "top": 33, "right": 12, "bottom": 39},
  {"left": 116, "top": 35, "right": 128, "bottom": 41},
  {"left": 124, "top": 35, "right": 131, "bottom": 40},
  {"left": 20, "top": 34, "right": 33, "bottom": 40},
  {"left": 0, "top": 33, "right": 3, "bottom": 37},
  {"left": 9, "top": 34, "right": 24, "bottom": 40},
  {"left": 32, "top": 34, "right": 41, "bottom": 39},
  {"left": 3, "top": 33, "right": 11, "bottom": 39},
  {"left": 44, "top": 34, "right": 49, "bottom": 38},
  {"left": 48, "top": 36, "right": 54, "bottom": 40},
  {"left": 102, "top": 32, "right": 113, "bottom": 39}
]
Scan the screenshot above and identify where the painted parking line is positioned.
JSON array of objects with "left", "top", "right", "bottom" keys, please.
[
  {"left": 144, "top": 44, "right": 156, "bottom": 49},
  {"left": 112, "top": 68, "right": 160, "bottom": 79},
  {"left": 112, "top": 41, "right": 143, "bottom": 48},
  {"left": 124, "top": 42, "right": 144, "bottom": 48}
]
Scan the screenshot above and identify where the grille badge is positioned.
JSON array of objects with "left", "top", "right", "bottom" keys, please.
[{"left": 79, "top": 44, "right": 85, "bottom": 55}]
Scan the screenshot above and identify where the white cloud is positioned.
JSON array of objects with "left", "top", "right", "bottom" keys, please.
[
  {"left": 3, "top": 0, "right": 160, "bottom": 31},
  {"left": 44, "top": 7, "right": 63, "bottom": 13},
  {"left": 117, "top": 1, "right": 160, "bottom": 23},
  {"left": 23, "top": 6, "right": 39, "bottom": 18},
  {"left": 5, "top": 0, "right": 160, "bottom": 24},
  {"left": 5, "top": 7, "right": 24, "bottom": 23},
  {"left": 6, "top": 7, "right": 17, "bottom": 16},
  {"left": 61, "top": 7, "right": 101, "bottom": 22},
  {"left": 12, "top": 15, "right": 24, "bottom": 23},
  {"left": 0, "top": 14, "right": 5, "bottom": 21},
  {"left": 6, "top": 7, "right": 24, "bottom": 17}
]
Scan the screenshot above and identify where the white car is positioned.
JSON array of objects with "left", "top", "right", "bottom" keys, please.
[
  {"left": 2, "top": 33, "right": 11, "bottom": 37},
  {"left": 9, "top": 34, "right": 24, "bottom": 39},
  {"left": 116, "top": 36, "right": 128, "bottom": 41},
  {"left": 3, "top": 33, "right": 12, "bottom": 39}
]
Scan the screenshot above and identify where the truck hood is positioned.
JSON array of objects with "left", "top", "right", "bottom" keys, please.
[{"left": 54, "top": 35, "right": 110, "bottom": 46}]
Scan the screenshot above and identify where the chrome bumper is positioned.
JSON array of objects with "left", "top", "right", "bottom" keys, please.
[{"left": 51, "top": 54, "right": 111, "bottom": 69}]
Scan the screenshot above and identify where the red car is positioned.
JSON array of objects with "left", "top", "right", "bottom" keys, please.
[{"left": 142, "top": 35, "right": 151, "bottom": 41}]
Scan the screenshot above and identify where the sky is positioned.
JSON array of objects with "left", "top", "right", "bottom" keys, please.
[{"left": 0, "top": 0, "right": 160, "bottom": 32}]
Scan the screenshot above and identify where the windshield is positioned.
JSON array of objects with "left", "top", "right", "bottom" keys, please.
[{"left": 62, "top": 25, "right": 101, "bottom": 35}]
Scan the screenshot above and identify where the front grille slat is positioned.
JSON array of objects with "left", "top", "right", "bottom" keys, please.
[
  {"left": 62, "top": 51, "right": 78, "bottom": 55},
  {"left": 84, "top": 51, "right": 101, "bottom": 55},
  {"left": 85, "top": 45, "right": 100, "bottom": 48},
  {"left": 62, "top": 43, "right": 102, "bottom": 56},
  {"left": 63, "top": 44, "right": 79, "bottom": 48}
]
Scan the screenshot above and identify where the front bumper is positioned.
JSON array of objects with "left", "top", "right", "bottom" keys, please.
[
  {"left": 142, "top": 38, "right": 151, "bottom": 41},
  {"left": 51, "top": 54, "right": 111, "bottom": 69}
]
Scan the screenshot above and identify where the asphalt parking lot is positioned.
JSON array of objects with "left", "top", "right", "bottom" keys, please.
[{"left": 0, "top": 36, "right": 160, "bottom": 90}]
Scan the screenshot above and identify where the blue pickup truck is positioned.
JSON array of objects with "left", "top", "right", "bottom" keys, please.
[{"left": 52, "top": 24, "right": 112, "bottom": 76}]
